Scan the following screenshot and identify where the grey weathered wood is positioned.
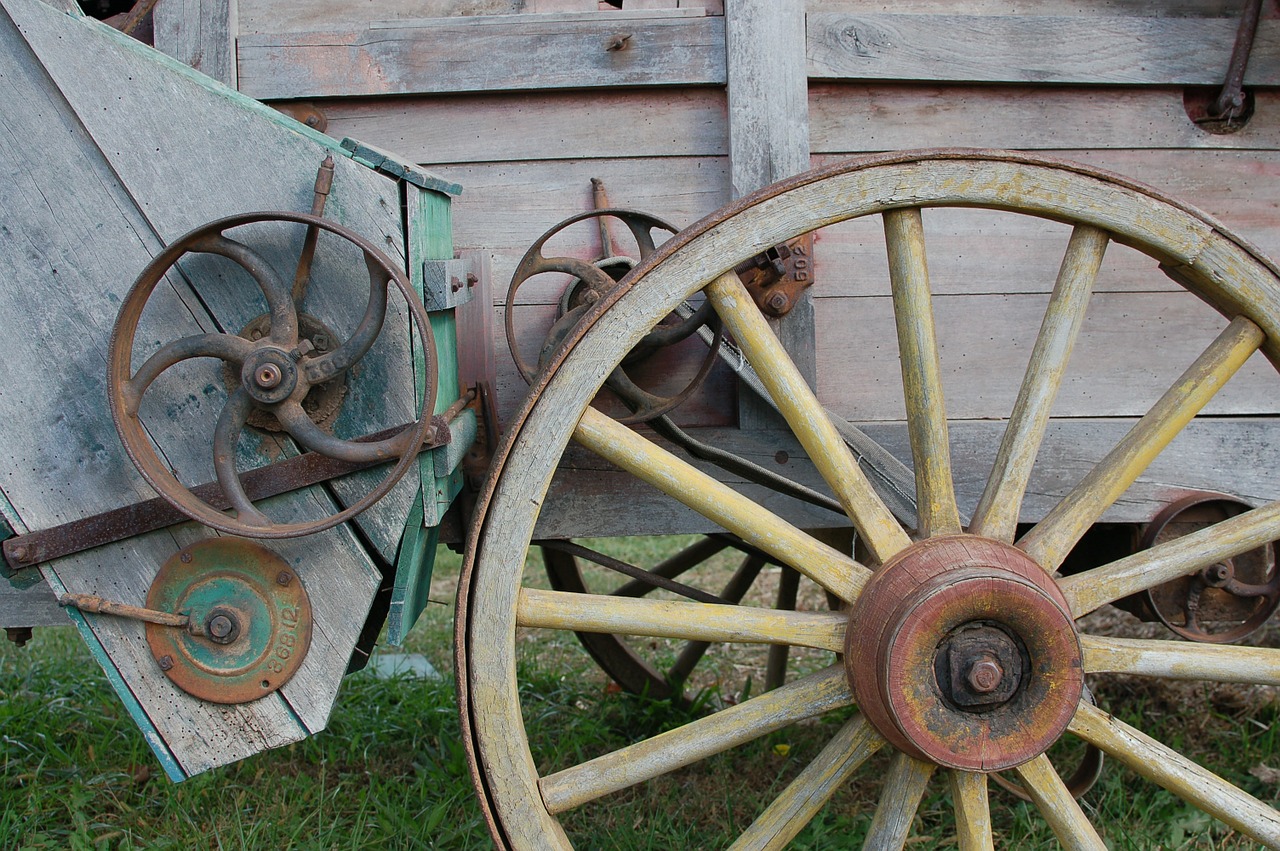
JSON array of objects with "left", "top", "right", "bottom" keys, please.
[
  {"left": 1, "top": 0, "right": 410, "bottom": 775},
  {"left": 727, "top": 0, "right": 814, "bottom": 425},
  {"left": 0, "top": 577, "right": 67, "bottom": 628},
  {"left": 236, "top": 12, "right": 726, "bottom": 100},
  {"left": 810, "top": 85, "right": 1280, "bottom": 153},
  {"left": 320, "top": 86, "right": 728, "bottom": 165},
  {"left": 807, "top": 14, "right": 1280, "bottom": 85},
  {"left": 239, "top": 0, "right": 523, "bottom": 34},
  {"left": 153, "top": 0, "right": 237, "bottom": 86}
]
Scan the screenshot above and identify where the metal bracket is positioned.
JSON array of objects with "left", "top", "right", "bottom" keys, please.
[
  {"left": 734, "top": 234, "right": 815, "bottom": 318},
  {"left": 423, "top": 257, "right": 475, "bottom": 311}
]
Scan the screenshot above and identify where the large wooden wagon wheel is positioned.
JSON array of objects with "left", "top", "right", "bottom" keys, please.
[{"left": 458, "top": 151, "right": 1280, "bottom": 848}]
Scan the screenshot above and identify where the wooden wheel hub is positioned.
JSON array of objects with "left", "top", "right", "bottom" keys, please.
[{"left": 845, "top": 536, "right": 1082, "bottom": 771}]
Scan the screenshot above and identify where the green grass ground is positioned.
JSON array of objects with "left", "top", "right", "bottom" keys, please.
[{"left": 3, "top": 539, "right": 1280, "bottom": 849}]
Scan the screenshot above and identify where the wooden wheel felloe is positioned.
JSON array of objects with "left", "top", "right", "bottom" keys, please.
[{"left": 458, "top": 151, "right": 1280, "bottom": 848}]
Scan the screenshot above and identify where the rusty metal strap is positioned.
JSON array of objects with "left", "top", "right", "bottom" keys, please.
[{"left": 2, "top": 415, "right": 456, "bottom": 576}]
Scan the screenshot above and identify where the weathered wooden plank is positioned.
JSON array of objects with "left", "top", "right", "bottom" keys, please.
[
  {"left": 317, "top": 87, "right": 728, "bottom": 165},
  {"left": 237, "top": 13, "right": 726, "bottom": 100},
  {"left": 814, "top": 0, "right": 1248, "bottom": 17},
  {"left": 153, "top": 0, "right": 236, "bottom": 86},
  {"left": 807, "top": 14, "right": 1280, "bottom": 85},
  {"left": 810, "top": 85, "right": 1280, "bottom": 153},
  {"left": 239, "top": 0, "right": 523, "bottom": 34},
  {"left": 0, "top": 578, "right": 67, "bottom": 629},
  {"left": 531, "top": 418, "right": 1280, "bottom": 538}
]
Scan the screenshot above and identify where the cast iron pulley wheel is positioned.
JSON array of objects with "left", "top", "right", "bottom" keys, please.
[
  {"left": 108, "top": 211, "right": 437, "bottom": 538},
  {"left": 505, "top": 208, "right": 724, "bottom": 424},
  {"left": 460, "top": 151, "right": 1280, "bottom": 848}
]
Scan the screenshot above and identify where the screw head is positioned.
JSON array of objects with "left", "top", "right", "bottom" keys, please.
[
  {"left": 765, "top": 291, "right": 790, "bottom": 314},
  {"left": 204, "top": 609, "right": 241, "bottom": 645},
  {"left": 10, "top": 544, "right": 28, "bottom": 562},
  {"left": 158, "top": 655, "right": 174, "bottom": 671},
  {"left": 276, "top": 571, "right": 293, "bottom": 586},
  {"left": 255, "top": 363, "right": 283, "bottom": 389},
  {"left": 967, "top": 658, "right": 1004, "bottom": 694},
  {"left": 179, "top": 551, "right": 193, "bottom": 564}
]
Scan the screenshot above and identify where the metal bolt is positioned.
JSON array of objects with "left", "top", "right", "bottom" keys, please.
[
  {"left": 208, "top": 614, "right": 234, "bottom": 640},
  {"left": 249, "top": 328, "right": 264, "bottom": 341},
  {"left": 765, "top": 291, "right": 790, "bottom": 314},
  {"left": 5, "top": 627, "right": 32, "bottom": 647},
  {"left": 312, "top": 333, "right": 330, "bottom": 351},
  {"left": 158, "top": 655, "right": 174, "bottom": 671},
  {"left": 256, "top": 363, "right": 283, "bottom": 389},
  {"left": 180, "top": 551, "right": 193, "bottom": 564},
  {"left": 276, "top": 571, "right": 292, "bottom": 586},
  {"left": 967, "top": 658, "right": 1004, "bottom": 694},
  {"left": 10, "top": 544, "right": 28, "bottom": 562}
]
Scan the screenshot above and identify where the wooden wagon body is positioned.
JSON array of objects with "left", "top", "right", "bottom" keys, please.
[{"left": 5, "top": 0, "right": 1280, "bottom": 846}]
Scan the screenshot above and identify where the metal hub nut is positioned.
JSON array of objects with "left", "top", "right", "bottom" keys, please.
[
  {"left": 204, "top": 607, "right": 242, "bottom": 645},
  {"left": 255, "top": 363, "right": 283, "bottom": 390},
  {"left": 938, "top": 623, "right": 1024, "bottom": 711},
  {"left": 240, "top": 349, "right": 299, "bottom": 405}
]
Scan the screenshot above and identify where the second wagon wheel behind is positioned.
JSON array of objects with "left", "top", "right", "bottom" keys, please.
[{"left": 459, "top": 151, "right": 1280, "bottom": 848}]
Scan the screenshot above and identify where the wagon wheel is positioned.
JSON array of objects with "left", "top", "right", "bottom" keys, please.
[
  {"left": 458, "top": 151, "right": 1280, "bottom": 848},
  {"left": 541, "top": 533, "right": 848, "bottom": 703}
]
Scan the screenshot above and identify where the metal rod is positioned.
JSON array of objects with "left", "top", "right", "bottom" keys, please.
[
  {"left": 58, "top": 593, "right": 189, "bottom": 628},
  {"left": 1210, "top": 0, "right": 1264, "bottom": 119}
]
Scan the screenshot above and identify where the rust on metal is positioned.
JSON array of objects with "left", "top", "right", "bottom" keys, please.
[
  {"left": 845, "top": 535, "right": 1083, "bottom": 772},
  {"left": 734, "top": 234, "right": 815, "bottom": 318},
  {"left": 145, "top": 538, "right": 313, "bottom": 704},
  {"left": 58, "top": 593, "right": 190, "bottom": 628},
  {"left": 2, "top": 414, "right": 454, "bottom": 575}
]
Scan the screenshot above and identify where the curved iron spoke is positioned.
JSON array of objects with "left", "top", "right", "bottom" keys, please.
[
  {"left": 190, "top": 232, "right": 298, "bottom": 345},
  {"left": 212, "top": 388, "right": 270, "bottom": 527},
  {"left": 302, "top": 259, "right": 391, "bottom": 384},
  {"left": 274, "top": 400, "right": 412, "bottom": 464},
  {"left": 123, "top": 333, "right": 253, "bottom": 414}
]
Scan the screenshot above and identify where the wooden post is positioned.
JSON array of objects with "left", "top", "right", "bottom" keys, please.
[{"left": 725, "top": 0, "right": 815, "bottom": 426}]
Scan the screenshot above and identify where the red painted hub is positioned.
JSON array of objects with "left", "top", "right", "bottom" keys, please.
[{"left": 845, "top": 536, "right": 1082, "bottom": 771}]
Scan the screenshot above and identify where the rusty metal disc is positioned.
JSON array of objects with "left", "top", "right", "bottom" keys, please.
[
  {"left": 845, "top": 536, "right": 1083, "bottom": 772},
  {"left": 145, "top": 538, "right": 312, "bottom": 704}
]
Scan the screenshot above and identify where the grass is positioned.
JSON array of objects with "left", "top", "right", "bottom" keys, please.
[{"left": 4, "top": 537, "right": 1280, "bottom": 849}]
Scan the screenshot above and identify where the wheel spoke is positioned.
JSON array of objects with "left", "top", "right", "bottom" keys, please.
[
  {"left": 611, "top": 536, "right": 733, "bottom": 598},
  {"left": 574, "top": 407, "right": 871, "bottom": 602},
  {"left": 728, "top": 715, "right": 885, "bottom": 851},
  {"left": 703, "top": 271, "right": 911, "bottom": 563},
  {"left": 122, "top": 332, "right": 254, "bottom": 415},
  {"left": 517, "top": 588, "right": 845, "bottom": 653},
  {"left": 667, "top": 553, "right": 767, "bottom": 685},
  {"left": 274, "top": 399, "right": 414, "bottom": 464},
  {"left": 1011, "top": 754, "right": 1107, "bottom": 850},
  {"left": 884, "top": 208, "right": 962, "bottom": 538},
  {"left": 969, "top": 225, "right": 1107, "bottom": 542},
  {"left": 300, "top": 257, "right": 391, "bottom": 385},
  {"left": 949, "top": 771, "right": 994, "bottom": 851},
  {"left": 1081, "top": 634, "right": 1280, "bottom": 684},
  {"left": 1019, "top": 316, "right": 1264, "bottom": 572},
  {"left": 191, "top": 232, "right": 298, "bottom": 345},
  {"left": 212, "top": 388, "right": 270, "bottom": 527},
  {"left": 765, "top": 566, "right": 802, "bottom": 691},
  {"left": 863, "top": 752, "right": 936, "bottom": 850},
  {"left": 538, "top": 665, "right": 853, "bottom": 814},
  {"left": 1069, "top": 701, "right": 1280, "bottom": 846},
  {"left": 1059, "top": 500, "right": 1280, "bottom": 616}
]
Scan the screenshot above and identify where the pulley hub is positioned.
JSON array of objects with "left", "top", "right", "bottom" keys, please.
[{"left": 845, "top": 535, "right": 1082, "bottom": 771}]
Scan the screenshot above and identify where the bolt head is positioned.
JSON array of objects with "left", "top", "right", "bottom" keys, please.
[
  {"left": 179, "top": 551, "right": 193, "bottom": 564},
  {"left": 10, "top": 544, "right": 28, "bottom": 562},
  {"left": 255, "top": 363, "right": 283, "bottom": 389},
  {"left": 158, "top": 655, "right": 174, "bottom": 671},
  {"left": 967, "top": 658, "right": 1004, "bottom": 694},
  {"left": 276, "top": 571, "right": 293, "bottom": 586}
]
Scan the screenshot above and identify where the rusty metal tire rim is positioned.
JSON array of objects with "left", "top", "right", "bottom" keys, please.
[{"left": 107, "top": 211, "right": 437, "bottom": 539}]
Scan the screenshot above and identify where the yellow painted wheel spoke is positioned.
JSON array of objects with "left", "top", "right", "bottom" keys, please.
[
  {"left": 538, "top": 665, "right": 853, "bottom": 814},
  {"left": 1019, "top": 316, "right": 1264, "bottom": 572},
  {"left": 704, "top": 271, "right": 911, "bottom": 563},
  {"left": 668, "top": 553, "right": 767, "bottom": 684},
  {"left": 1060, "top": 499, "right": 1280, "bottom": 616},
  {"left": 517, "top": 588, "right": 846, "bottom": 653},
  {"left": 1082, "top": 634, "right": 1280, "bottom": 685},
  {"left": 950, "top": 771, "right": 994, "bottom": 851},
  {"left": 1012, "top": 754, "right": 1107, "bottom": 850},
  {"left": 884, "top": 208, "right": 962, "bottom": 538},
  {"left": 575, "top": 406, "right": 870, "bottom": 601},
  {"left": 727, "top": 715, "right": 884, "bottom": 851},
  {"left": 969, "top": 225, "right": 1107, "bottom": 542},
  {"left": 1069, "top": 702, "right": 1280, "bottom": 845},
  {"left": 863, "top": 753, "right": 936, "bottom": 850}
]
